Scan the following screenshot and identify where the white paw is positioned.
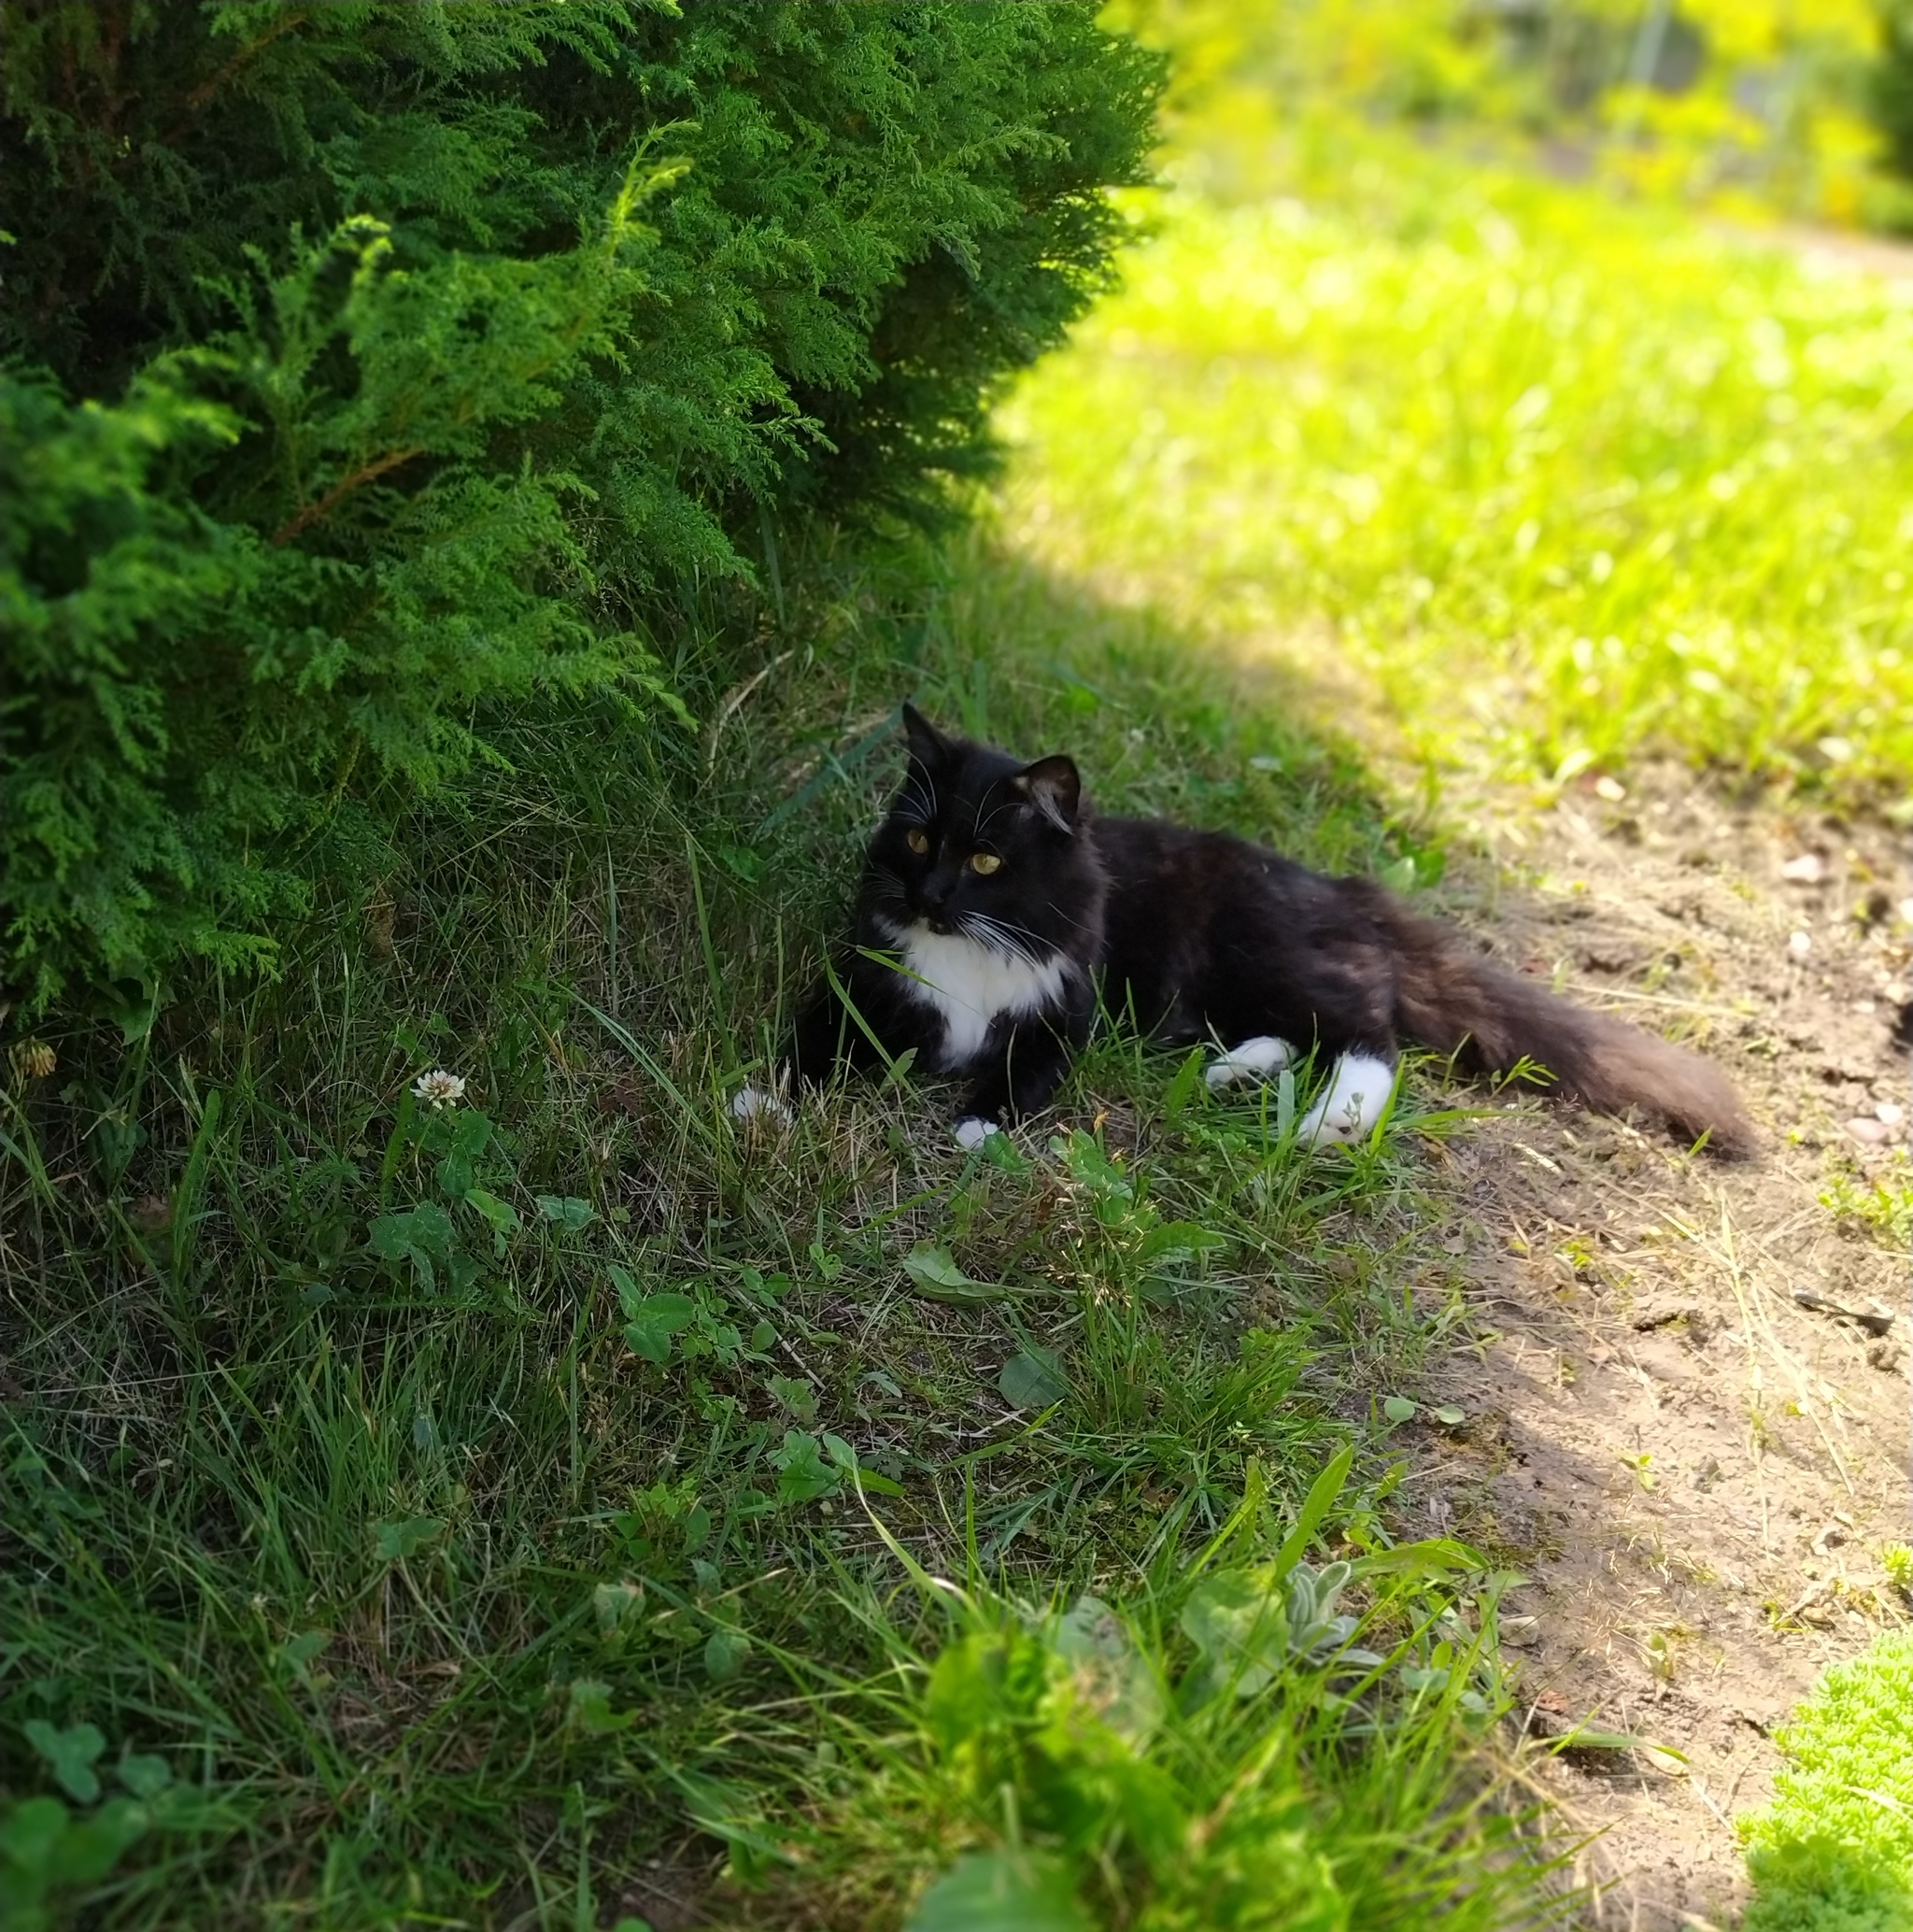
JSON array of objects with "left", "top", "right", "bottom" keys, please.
[
  {"left": 953, "top": 1116, "right": 1002, "bottom": 1152},
  {"left": 730, "top": 1084, "right": 793, "bottom": 1127},
  {"left": 1297, "top": 1054, "right": 1396, "bottom": 1147},
  {"left": 1205, "top": 1035, "right": 1297, "bottom": 1090}
]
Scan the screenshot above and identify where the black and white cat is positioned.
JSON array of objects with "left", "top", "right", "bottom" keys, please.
[{"left": 734, "top": 705, "right": 1751, "bottom": 1157}]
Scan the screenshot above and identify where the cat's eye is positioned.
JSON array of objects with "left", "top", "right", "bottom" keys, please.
[
  {"left": 906, "top": 829, "right": 929, "bottom": 855},
  {"left": 970, "top": 851, "right": 1002, "bottom": 875}
]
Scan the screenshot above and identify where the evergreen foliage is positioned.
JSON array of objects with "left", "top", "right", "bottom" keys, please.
[
  {"left": 1873, "top": 4, "right": 1913, "bottom": 180},
  {"left": 1, "top": 0, "right": 1161, "bottom": 1011}
]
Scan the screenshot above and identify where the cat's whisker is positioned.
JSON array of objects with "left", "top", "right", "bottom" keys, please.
[
  {"left": 958, "top": 912, "right": 1042, "bottom": 965},
  {"left": 901, "top": 772, "right": 939, "bottom": 823}
]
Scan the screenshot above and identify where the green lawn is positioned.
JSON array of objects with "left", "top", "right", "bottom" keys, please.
[{"left": 1000, "top": 107, "right": 1913, "bottom": 808}]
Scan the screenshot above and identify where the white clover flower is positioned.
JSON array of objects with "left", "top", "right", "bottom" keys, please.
[{"left": 412, "top": 1068, "right": 467, "bottom": 1111}]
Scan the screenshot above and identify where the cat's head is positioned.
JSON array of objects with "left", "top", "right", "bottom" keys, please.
[{"left": 862, "top": 704, "right": 1101, "bottom": 959}]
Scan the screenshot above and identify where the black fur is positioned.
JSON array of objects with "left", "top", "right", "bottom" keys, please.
[{"left": 773, "top": 707, "right": 1753, "bottom": 1154}]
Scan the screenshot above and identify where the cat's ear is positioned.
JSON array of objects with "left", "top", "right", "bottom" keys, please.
[
  {"left": 1014, "top": 755, "right": 1081, "bottom": 833},
  {"left": 900, "top": 702, "right": 951, "bottom": 768}
]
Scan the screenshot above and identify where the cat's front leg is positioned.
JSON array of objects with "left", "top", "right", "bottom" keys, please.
[
  {"left": 732, "top": 973, "right": 879, "bottom": 1125},
  {"left": 952, "top": 1015, "right": 1081, "bottom": 1149}
]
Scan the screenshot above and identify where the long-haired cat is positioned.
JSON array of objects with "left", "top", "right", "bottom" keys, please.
[{"left": 734, "top": 705, "right": 1751, "bottom": 1157}]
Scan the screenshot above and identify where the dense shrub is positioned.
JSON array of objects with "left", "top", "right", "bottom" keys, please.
[
  {"left": 1873, "top": 4, "right": 1913, "bottom": 180},
  {"left": 0, "top": 0, "right": 1161, "bottom": 1012}
]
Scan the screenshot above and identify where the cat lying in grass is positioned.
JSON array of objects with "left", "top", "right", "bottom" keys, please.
[{"left": 735, "top": 706, "right": 1751, "bottom": 1157}]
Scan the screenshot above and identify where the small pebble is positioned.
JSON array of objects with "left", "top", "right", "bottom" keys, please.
[
  {"left": 1878, "top": 1101, "right": 1906, "bottom": 1128},
  {"left": 1781, "top": 853, "right": 1825, "bottom": 884},
  {"left": 1848, "top": 1116, "right": 1892, "bottom": 1146},
  {"left": 1901, "top": 897, "right": 1913, "bottom": 924},
  {"left": 1788, "top": 930, "right": 1813, "bottom": 959},
  {"left": 1594, "top": 775, "right": 1628, "bottom": 803}
]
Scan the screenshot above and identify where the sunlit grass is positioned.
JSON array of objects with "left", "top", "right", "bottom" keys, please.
[
  {"left": 1001, "top": 111, "right": 1913, "bottom": 807},
  {"left": 1736, "top": 1628, "right": 1913, "bottom": 1931}
]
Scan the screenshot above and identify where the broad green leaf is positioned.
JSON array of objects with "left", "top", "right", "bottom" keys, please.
[
  {"left": 767, "top": 1372, "right": 817, "bottom": 1423},
  {"left": 1137, "top": 1218, "right": 1226, "bottom": 1264},
  {"left": 902, "top": 1243, "right": 1005, "bottom": 1304},
  {"left": 116, "top": 1754, "right": 172, "bottom": 1800},
  {"left": 1163, "top": 1044, "right": 1206, "bottom": 1123},
  {"left": 822, "top": 1430, "right": 905, "bottom": 1497},
  {"left": 535, "top": 1194, "right": 595, "bottom": 1231},
  {"left": 1053, "top": 1595, "right": 1163, "bottom": 1745},
  {"left": 607, "top": 1262, "right": 644, "bottom": 1317},
  {"left": 982, "top": 1129, "right": 1030, "bottom": 1173},
  {"left": 997, "top": 1347, "right": 1067, "bottom": 1411},
  {"left": 593, "top": 1581, "right": 644, "bottom": 1639},
  {"left": 435, "top": 1108, "right": 492, "bottom": 1198},
  {"left": 1353, "top": 1537, "right": 1490, "bottom": 1581},
  {"left": 464, "top": 1186, "right": 518, "bottom": 1255},
  {"left": 365, "top": 1202, "right": 454, "bottom": 1291},
  {"left": 1, "top": 1794, "right": 146, "bottom": 1891},
  {"left": 703, "top": 1627, "right": 750, "bottom": 1683},
  {"left": 373, "top": 1515, "right": 445, "bottom": 1562},
  {"left": 621, "top": 1291, "right": 697, "bottom": 1365},
  {"left": 771, "top": 1428, "right": 839, "bottom": 1503},
  {"left": 1180, "top": 1568, "right": 1288, "bottom": 1699},
  {"left": 567, "top": 1679, "right": 633, "bottom": 1735},
  {"left": 23, "top": 1720, "right": 106, "bottom": 1804},
  {"left": 1433, "top": 1404, "right": 1467, "bottom": 1427},
  {"left": 1382, "top": 1395, "right": 1417, "bottom": 1424},
  {"left": 0, "top": 1794, "right": 70, "bottom": 1872},
  {"left": 1272, "top": 1442, "right": 1353, "bottom": 1580},
  {"left": 276, "top": 1629, "right": 332, "bottom": 1686},
  {"left": 906, "top": 1851, "right": 1093, "bottom": 1932}
]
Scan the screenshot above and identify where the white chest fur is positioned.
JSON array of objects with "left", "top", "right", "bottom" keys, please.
[{"left": 892, "top": 926, "right": 1069, "bottom": 1071}]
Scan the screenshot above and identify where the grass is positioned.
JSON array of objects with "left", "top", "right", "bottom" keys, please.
[
  {"left": 0, "top": 525, "right": 1553, "bottom": 1928},
  {"left": 999, "top": 104, "right": 1913, "bottom": 811},
  {"left": 17, "top": 82, "right": 1910, "bottom": 1932},
  {"left": 1736, "top": 1629, "right": 1913, "bottom": 1932}
]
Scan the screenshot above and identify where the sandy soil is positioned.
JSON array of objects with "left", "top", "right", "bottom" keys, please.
[{"left": 1410, "top": 769, "right": 1912, "bottom": 1928}]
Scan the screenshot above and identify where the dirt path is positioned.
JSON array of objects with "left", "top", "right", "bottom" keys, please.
[{"left": 1412, "top": 770, "right": 1912, "bottom": 1927}]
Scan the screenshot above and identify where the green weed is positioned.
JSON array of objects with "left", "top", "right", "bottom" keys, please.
[
  {"left": 1820, "top": 1152, "right": 1913, "bottom": 1250},
  {"left": 719, "top": 1456, "right": 1561, "bottom": 1930}
]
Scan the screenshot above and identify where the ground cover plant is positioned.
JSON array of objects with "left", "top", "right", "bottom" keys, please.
[
  {"left": 2, "top": 510, "right": 1560, "bottom": 1925},
  {"left": 1736, "top": 1629, "right": 1913, "bottom": 1931},
  {"left": 999, "top": 101, "right": 1913, "bottom": 812}
]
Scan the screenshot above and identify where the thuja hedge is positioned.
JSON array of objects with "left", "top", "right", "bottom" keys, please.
[{"left": 0, "top": 1, "right": 1161, "bottom": 1012}]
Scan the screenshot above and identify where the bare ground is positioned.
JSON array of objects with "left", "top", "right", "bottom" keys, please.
[{"left": 1411, "top": 768, "right": 1912, "bottom": 1928}]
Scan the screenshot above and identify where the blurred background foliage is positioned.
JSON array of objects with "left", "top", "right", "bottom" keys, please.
[
  {"left": 1115, "top": 0, "right": 1912, "bottom": 232},
  {"left": 993, "top": 0, "right": 1913, "bottom": 813}
]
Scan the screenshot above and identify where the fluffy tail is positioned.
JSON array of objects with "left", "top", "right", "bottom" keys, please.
[{"left": 1374, "top": 896, "right": 1754, "bottom": 1158}]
